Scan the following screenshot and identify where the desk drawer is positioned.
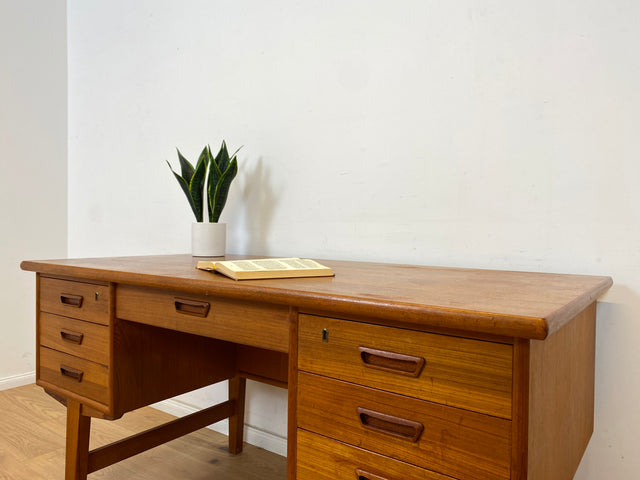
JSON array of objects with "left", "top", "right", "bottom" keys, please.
[
  {"left": 39, "top": 347, "right": 109, "bottom": 405},
  {"left": 40, "top": 277, "right": 110, "bottom": 325},
  {"left": 297, "top": 372, "right": 511, "bottom": 480},
  {"left": 116, "top": 285, "right": 290, "bottom": 353},
  {"left": 39, "top": 312, "right": 109, "bottom": 365},
  {"left": 297, "top": 429, "right": 452, "bottom": 480},
  {"left": 298, "top": 314, "right": 512, "bottom": 418}
]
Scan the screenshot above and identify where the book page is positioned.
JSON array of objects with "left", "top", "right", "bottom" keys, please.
[
  {"left": 283, "top": 258, "right": 325, "bottom": 269},
  {"left": 222, "top": 258, "right": 324, "bottom": 272}
]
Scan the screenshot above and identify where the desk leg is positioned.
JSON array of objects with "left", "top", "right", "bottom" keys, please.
[
  {"left": 228, "top": 375, "right": 246, "bottom": 454},
  {"left": 65, "top": 399, "right": 91, "bottom": 480}
]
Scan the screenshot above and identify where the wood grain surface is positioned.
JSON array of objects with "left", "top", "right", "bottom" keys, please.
[
  {"left": 297, "top": 429, "right": 453, "bottom": 480},
  {"left": 297, "top": 372, "right": 511, "bottom": 480},
  {"left": 22, "top": 254, "right": 612, "bottom": 339},
  {"left": 298, "top": 313, "right": 513, "bottom": 418}
]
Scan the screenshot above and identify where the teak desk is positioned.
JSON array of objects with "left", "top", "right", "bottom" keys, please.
[{"left": 20, "top": 254, "right": 612, "bottom": 480}]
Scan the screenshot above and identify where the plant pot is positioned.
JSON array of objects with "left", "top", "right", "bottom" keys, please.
[{"left": 191, "top": 222, "right": 226, "bottom": 257}]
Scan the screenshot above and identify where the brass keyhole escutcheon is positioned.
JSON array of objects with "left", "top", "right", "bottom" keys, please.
[
  {"left": 95, "top": 292, "right": 99, "bottom": 301},
  {"left": 322, "top": 328, "right": 329, "bottom": 343}
]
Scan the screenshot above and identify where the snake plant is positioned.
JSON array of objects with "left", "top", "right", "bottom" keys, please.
[{"left": 167, "top": 140, "right": 239, "bottom": 222}]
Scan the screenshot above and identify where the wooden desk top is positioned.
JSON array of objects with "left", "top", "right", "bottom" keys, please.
[{"left": 21, "top": 254, "right": 612, "bottom": 341}]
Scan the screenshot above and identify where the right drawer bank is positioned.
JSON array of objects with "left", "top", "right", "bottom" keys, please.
[{"left": 296, "top": 313, "right": 514, "bottom": 480}]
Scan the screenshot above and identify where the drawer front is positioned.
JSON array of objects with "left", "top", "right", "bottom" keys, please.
[
  {"left": 39, "top": 312, "right": 109, "bottom": 365},
  {"left": 39, "top": 347, "right": 109, "bottom": 405},
  {"left": 40, "top": 277, "right": 110, "bottom": 325},
  {"left": 116, "top": 284, "right": 290, "bottom": 353},
  {"left": 297, "top": 372, "right": 511, "bottom": 480},
  {"left": 297, "top": 429, "right": 452, "bottom": 480},
  {"left": 298, "top": 314, "right": 513, "bottom": 418}
]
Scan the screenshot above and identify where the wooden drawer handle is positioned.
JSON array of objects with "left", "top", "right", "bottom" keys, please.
[
  {"left": 358, "top": 346, "right": 425, "bottom": 377},
  {"left": 60, "top": 329, "right": 84, "bottom": 345},
  {"left": 174, "top": 298, "right": 210, "bottom": 317},
  {"left": 357, "top": 407, "right": 424, "bottom": 442},
  {"left": 355, "top": 469, "right": 391, "bottom": 480},
  {"left": 60, "top": 293, "right": 83, "bottom": 308},
  {"left": 60, "top": 365, "right": 84, "bottom": 382}
]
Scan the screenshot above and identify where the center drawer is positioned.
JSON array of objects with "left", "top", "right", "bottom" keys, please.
[
  {"left": 297, "top": 372, "right": 511, "bottom": 480},
  {"left": 298, "top": 314, "right": 513, "bottom": 418},
  {"left": 116, "top": 284, "right": 290, "bottom": 353}
]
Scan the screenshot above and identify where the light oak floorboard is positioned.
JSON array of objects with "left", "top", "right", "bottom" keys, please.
[{"left": 0, "top": 384, "right": 286, "bottom": 479}]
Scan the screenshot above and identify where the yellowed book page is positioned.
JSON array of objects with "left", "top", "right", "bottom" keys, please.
[{"left": 220, "top": 258, "right": 327, "bottom": 272}]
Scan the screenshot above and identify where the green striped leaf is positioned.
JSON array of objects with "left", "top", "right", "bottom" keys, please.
[
  {"left": 176, "top": 148, "right": 195, "bottom": 184},
  {"left": 167, "top": 160, "right": 200, "bottom": 221},
  {"left": 214, "top": 140, "right": 230, "bottom": 175},
  {"left": 188, "top": 147, "right": 209, "bottom": 222},
  {"left": 208, "top": 158, "right": 238, "bottom": 222}
]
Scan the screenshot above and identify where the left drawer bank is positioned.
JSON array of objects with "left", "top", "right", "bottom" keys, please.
[{"left": 37, "top": 276, "right": 112, "bottom": 414}]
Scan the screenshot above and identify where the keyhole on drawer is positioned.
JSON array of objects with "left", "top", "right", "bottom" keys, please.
[
  {"left": 95, "top": 292, "right": 99, "bottom": 301},
  {"left": 322, "top": 328, "right": 329, "bottom": 343}
]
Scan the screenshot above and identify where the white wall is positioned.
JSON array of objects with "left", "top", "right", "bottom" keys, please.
[
  {"left": 0, "top": 0, "right": 67, "bottom": 387},
  {"left": 67, "top": 1, "right": 639, "bottom": 477}
]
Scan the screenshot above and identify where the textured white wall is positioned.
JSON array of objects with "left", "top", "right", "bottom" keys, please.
[
  {"left": 0, "top": 0, "right": 67, "bottom": 386},
  {"left": 68, "top": 1, "right": 639, "bottom": 477}
]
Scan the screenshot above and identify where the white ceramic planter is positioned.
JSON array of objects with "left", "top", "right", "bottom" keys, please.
[{"left": 191, "top": 222, "right": 226, "bottom": 257}]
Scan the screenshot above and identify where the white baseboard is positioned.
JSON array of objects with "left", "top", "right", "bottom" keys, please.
[
  {"left": 153, "top": 398, "right": 287, "bottom": 457},
  {"left": 0, "top": 371, "right": 36, "bottom": 391}
]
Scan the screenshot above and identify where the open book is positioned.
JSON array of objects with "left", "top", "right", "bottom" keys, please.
[{"left": 196, "top": 257, "right": 334, "bottom": 281}]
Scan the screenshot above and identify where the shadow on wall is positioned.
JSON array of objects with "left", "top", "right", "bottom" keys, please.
[
  {"left": 593, "top": 285, "right": 640, "bottom": 413},
  {"left": 572, "top": 284, "right": 640, "bottom": 477},
  {"left": 237, "top": 157, "right": 279, "bottom": 254}
]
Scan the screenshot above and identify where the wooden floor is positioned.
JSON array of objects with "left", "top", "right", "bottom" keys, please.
[{"left": 0, "top": 384, "right": 286, "bottom": 479}]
